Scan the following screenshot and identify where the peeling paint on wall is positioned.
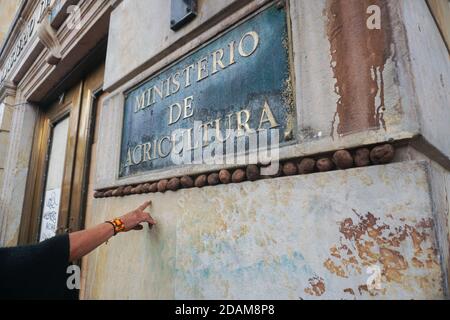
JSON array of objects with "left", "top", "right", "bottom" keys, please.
[
  {"left": 317, "top": 210, "right": 440, "bottom": 298},
  {"left": 304, "top": 276, "right": 326, "bottom": 296}
]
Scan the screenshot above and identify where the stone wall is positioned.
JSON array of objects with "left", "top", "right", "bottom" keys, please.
[
  {"left": 0, "top": 0, "right": 447, "bottom": 300},
  {"left": 83, "top": 161, "right": 446, "bottom": 299},
  {"left": 0, "top": 100, "right": 12, "bottom": 194},
  {"left": 81, "top": 0, "right": 450, "bottom": 299},
  {"left": 0, "top": 0, "right": 21, "bottom": 46}
]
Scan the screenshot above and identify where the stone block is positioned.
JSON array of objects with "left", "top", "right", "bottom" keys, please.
[
  {"left": 0, "top": 102, "right": 13, "bottom": 131},
  {"left": 0, "top": 131, "right": 10, "bottom": 169}
]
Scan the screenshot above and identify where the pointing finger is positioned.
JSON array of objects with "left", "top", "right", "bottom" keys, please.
[
  {"left": 142, "top": 212, "right": 157, "bottom": 226},
  {"left": 138, "top": 200, "right": 152, "bottom": 211},
  {"left": 146, "top": 215, "right": 157, "bottom": 225}
]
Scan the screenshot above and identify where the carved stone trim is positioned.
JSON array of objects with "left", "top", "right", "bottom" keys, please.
[
  {"left": 94, "top": 143, "right": 396, "bottom": 199},
  {"left": 18, "top": 0, "right": 112, "bottom": 102}
]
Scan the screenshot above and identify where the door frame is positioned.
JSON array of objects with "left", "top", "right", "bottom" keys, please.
[{"left": 18, "top": 64, "right": 105, "bottom": 245}]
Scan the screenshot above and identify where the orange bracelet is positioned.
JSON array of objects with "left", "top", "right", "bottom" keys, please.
[{"left": 105, "top": 218, "right": 126, "bottom": 236}]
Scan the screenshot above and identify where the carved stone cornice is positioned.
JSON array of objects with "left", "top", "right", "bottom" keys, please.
[
  {"left": 0, "top": 0, "right": 53, "bottom": 78},
  {"left": 18, "top": 0, "right": 112, "bottom": 102}
]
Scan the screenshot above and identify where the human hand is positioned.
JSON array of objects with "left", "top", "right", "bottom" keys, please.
[{"left": 119, "top": 201, "right": 156, "bottom": 231}]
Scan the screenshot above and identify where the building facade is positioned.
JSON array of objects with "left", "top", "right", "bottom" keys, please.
[{"left": 0, "top": 0, "right": 449, "bottom": 299}]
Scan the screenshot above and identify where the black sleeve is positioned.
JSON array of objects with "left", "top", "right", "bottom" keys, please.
[{"left": 0, "top": 234, "right": 78, "bottom": 300}]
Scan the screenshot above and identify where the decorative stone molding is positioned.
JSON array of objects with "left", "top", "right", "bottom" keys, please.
[
  {"left": 37, "top": 15, "right": 62, "bottom": 65},
  {"left": 94, "top": 143, "right": 396, "bottom": 198}
]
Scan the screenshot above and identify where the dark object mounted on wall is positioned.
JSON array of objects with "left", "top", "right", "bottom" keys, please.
[{"left": 170, "top": 0, "right": 197, "bottom": 31}]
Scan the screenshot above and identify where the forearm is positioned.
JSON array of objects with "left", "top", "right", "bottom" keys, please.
[
  {"left": 67, "top": 201, "right": 155, "bottom": 262},
  {"left": 69, "top": 223, "right": 114, "bottom": 262}
]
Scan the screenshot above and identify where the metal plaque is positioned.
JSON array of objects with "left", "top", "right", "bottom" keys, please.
[{"left": 120, "top": 5, "right": 295, "bottom": 178}]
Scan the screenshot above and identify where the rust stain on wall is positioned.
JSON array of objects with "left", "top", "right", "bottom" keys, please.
[
  {"left": 321, "top": 210, "right": 440, "bottom": 297},
  {"left": 326, "top": 0, "right": 392, "bottom": 136},
  {"left": 343, "top": 288, "right": 355, "bottom": 295},
  {"left": 379, "top": 247, "right": 408, "bottom": 282},
  {"left": 304, "top": 276, "right": 326, "bottom": 297},
  {"left": 324, "top": 258, "right": 348, "bottom": 278}
]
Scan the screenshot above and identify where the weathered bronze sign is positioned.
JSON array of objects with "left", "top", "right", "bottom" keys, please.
[{"left": 120, "top": 5, "right": 294, "bottom": 178}]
